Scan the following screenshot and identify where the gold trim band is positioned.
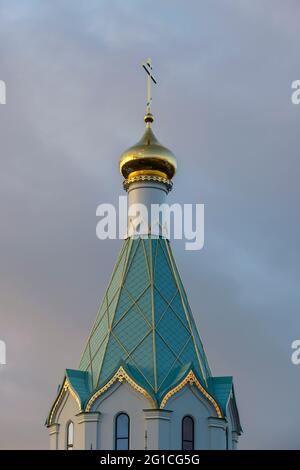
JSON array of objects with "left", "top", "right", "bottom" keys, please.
[
  {"left": 85, "top": 366, "right": 156, "bottom": 412},
  {"left": 128, "top": 169, "right": 168, "bottom": 179},
  {"left": 48, "top": 379, "right": 82, "bottom": 426},
  {"left": 123, "top": 175, "right": 173, "bottom": 192},
  {"left": 160, "top": 370, "right": 223, "bottom": 418}
]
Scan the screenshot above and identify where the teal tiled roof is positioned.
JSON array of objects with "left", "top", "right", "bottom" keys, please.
[
  {"left": 78, "top": 237, "right": 212, "bottom": 405},
  {"left": 65, "top": 369, "right": 90, "bottom": 409},
  {"left": 208, "top": 376, "right": 233, "bottom": 415}
]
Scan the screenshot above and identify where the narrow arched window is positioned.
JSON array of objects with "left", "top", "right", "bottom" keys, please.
[
  {"left": 182, "top": 416, "right": 194, "bottom": 450},
  {"left": 226, "top": 427, "right": 229, "bottom": 450},
  {"left": 66, "top": 421, "right": 74, "bottom": 450},
  {"left": 115, "top": 413, "right": 129, "bottom": 450}
]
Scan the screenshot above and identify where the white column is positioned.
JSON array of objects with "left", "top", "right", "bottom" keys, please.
[
  {"left": 76, "top": 412, "right": 100, "bottom": 450},
  {"left": 208, "top": 417, "right": 227, "bottom": 450},
  {"left": 143, "top": 409, "right": 172, "bottom": 450},
  {"left": 127, "top": 180, "right": 169, "bottom": 238},
  {"left": 48, "top": 423, "right": 60, "bottom": 450},
  {"left": 232, "top": 430, "right": 239, "bottom": 450}
]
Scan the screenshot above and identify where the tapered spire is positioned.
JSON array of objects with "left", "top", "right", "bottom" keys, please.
[{"left": 78, "top": 237, "right": 212, "bottom": 407}]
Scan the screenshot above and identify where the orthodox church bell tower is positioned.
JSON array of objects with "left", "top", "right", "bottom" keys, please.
[{"left": 46, "top": 60, "right": 242, "bottom": 450}]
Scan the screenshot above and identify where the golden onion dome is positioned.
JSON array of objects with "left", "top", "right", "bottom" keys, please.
[{"left": 119, "top": 113, "right": 177, "bottom": 181}]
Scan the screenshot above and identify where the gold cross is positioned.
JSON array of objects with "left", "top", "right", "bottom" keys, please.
[{"left": 142, "top": 58, "right": 157, "bottom": 114}]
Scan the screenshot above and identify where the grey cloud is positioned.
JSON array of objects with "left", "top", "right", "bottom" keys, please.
[{"left": 0, "top": 0, "right": 299, "bottom": 449}]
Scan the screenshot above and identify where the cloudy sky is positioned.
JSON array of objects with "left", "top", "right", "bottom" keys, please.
[{"left": 0, "top": 0, "right": 299, "bottom": 449}]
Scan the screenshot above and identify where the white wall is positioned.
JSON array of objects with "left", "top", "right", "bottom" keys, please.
[
  {"left": 56, "top": 392, "right": 80, "bottom": 449},
  {"left": 93, "top": 381, "right": 150, "bottom": 450},
  {"left": 166, "top": 386, "right": 218, "bottom": 449},
  {"left": 51, "top": 381, "right": 231, "bottom": 450}
]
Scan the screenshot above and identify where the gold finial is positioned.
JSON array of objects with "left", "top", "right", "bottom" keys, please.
[
  {"left": 119, "top": 59, "right": 177, "bottom": 184},
  {"left": 142, "top": 58, "right": 157, "bottom": 126}
]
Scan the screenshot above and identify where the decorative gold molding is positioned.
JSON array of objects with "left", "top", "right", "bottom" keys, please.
[
  {"left": 160, "top": 370, "right": 223, "bottom": 418},
  {"left": 93, "top": 240, "right": 133, "bottom": 388},
  {"left": 66, "top": 381, "right": 82, "bottom": 410},
  {"left": 77, "top": 240, "right": 130, "bottom": 373},
  {"left": 163, "top": 239, "right": 209, "bottom": 387},
  {"left": 123, "top": 175, "right": 173, "bottom": 192},
  {"left": 128, "top": 169, "right": 168, "bottom": 180},
  {"left": 85, "top": 366, "right": 155, "bottom": 412},
  {"left": 149, "top": 234, "right": 158, "bottom": 393},
  {"left": 48, "top": 379, "right": 82, "bottom": 426}
]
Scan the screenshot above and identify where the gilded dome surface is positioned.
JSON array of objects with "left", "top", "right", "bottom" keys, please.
[{"left": 119, "top": 114, "right": 177, "bottom": 180}]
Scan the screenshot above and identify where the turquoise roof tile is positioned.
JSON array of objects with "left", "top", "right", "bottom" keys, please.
[
  {"left": 208, "top": 376, "right": 233, "bottom": 415},
  {"left": 77, "top": 237, "right": 212, "bottom": 405},
  {"left": 65, "top": 369, "right": 91, "bottom": 408},
  {"left": 47, "top": 235, "right": 244, "bottom": 425}
]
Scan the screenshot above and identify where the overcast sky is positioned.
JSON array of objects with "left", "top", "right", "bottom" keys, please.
[{"left": 0, "top": 0, "right": 299, "bottom": 449}]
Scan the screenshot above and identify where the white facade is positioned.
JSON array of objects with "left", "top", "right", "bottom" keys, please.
[
  {"left": 126, "top": 179, "right": 170, "bottom": 238},
  {"left": 48, "top": 380, "right": 240, "bottom": 450}
]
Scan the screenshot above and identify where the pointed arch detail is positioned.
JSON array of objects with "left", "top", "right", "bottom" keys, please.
[
  {"left": 160, "top": 370, "right": 223, "bottom": 418},
  {"left": 48, "top": 378, "right": 81, "bottom": 426},
  {"left": 85, "top": 366, "right": 156, "bottom": 412}
]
